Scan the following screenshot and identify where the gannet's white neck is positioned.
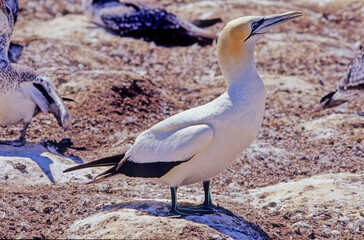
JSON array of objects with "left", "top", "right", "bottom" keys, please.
[
  {"left": 222, "top": 48, "right": 259, "bottom": 89},
  {"left": 217, "top": 20, "right": 261, "bottom": 91}
]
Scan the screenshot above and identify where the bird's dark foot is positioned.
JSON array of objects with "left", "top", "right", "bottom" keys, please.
[
  {"left": 0, "top": 139, "right": 25, "bottom": 147},
  {"left": 169, "top": 205, "right": 215, "bottom": 216}
]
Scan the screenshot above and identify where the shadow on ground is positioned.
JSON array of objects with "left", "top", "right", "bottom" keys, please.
[
  {"left": 0, "top": 143, "right": 82, "bottom": 184},
  {"left": 100, "top": 200, "right": 272, "bottom": 239}
]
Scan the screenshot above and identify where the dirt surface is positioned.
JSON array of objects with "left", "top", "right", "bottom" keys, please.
[{"left": 0, "top": 0, "right": 363, "bottom": 239}]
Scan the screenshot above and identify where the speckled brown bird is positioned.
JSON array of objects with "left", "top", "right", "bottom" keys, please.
[
  {"left": 319, "top": 51, "right": 364, "bottom": 110},
  {"left": 82, "top": 0, "right": 221, "bottom": 47},
  {"left": 0, "top": 0, "right": 71, "bottom": 147}
]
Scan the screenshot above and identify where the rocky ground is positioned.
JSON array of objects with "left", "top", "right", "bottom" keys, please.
[{"left": 0, "top": 0, "right": 363, "bottom": 239}]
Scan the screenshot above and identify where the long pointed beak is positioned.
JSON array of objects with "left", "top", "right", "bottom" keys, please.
[{"left": 255, "top": 11, "right": 303, "bottom": 34}]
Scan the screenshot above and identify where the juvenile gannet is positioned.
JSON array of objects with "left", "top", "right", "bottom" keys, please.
[
  {"left": 0, "top": 0, "right": 71, "bottom": 147},
  {"left": 65, "top": 11, "right": 302, "bottom": 215},
  {"left": 319, "top": 51, "right": 364, "bottom": 110},
  {"left": 82, "top": 0, "right": 220, "bottom": 47}
]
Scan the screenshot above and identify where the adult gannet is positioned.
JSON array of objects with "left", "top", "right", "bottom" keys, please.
[
  {"left": 0, "top": 0, "right": 71, "bottom": 147},
  {"left": 65, "top": 11, "right": 303, "bottom": 215},
  {"left": 82, "top": 0, "right": 220, "bottom": 47},
  {"left": 319, "top": 51, "right": 364, "bottom": 110}
]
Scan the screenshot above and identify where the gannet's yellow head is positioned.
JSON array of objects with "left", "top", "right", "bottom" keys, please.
[{"left": 217, "top": 12, "right": 302, "bottom": 82}]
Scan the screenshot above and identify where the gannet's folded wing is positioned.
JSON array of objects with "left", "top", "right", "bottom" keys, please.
[
  {"left": 126, "top": 124, "right": 214, "bottom": 164},
  {"left": 64, "top": 124, "right": 213, "bottom": 181},
  {"left": 20, "top": 77, "right": 71, "bottom": 129},
  {"left": 20, "top": 81, "right": 49, "bottom": 113}
]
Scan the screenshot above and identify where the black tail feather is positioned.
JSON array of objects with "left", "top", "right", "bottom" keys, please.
[
  {"left": 319, "top": 91, "right": 336, "bottom": 104},
  {"left": 191, "top": 18, "right": 222, "bottom": 28},
  {"left": 62, "top": 97, "right": 75, "bottom": 102},
  {"left": 63, "top": 153, "right": 125, "bottom": 173},
  {"left": 89, "top": 165, "right": 119, "bottom": 184},
  {"left": 318, "top": 90, "right": 349, "bottom": 110}
]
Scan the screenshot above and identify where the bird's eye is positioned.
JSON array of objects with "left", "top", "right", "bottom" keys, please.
[{"left": 251, "top": 22, "right": 259, "bottom": 31}]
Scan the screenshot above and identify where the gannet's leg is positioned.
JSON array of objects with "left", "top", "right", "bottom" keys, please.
[
  {"left": 169, "top": 184, "right": 214, "bottom": 216},
  {"left": 0, "top": 121, "right": 29, "bottom": 147},
  {"left": 170, "top": 187, "right": 183, "bottom": 215},
  {"left": 17, "top": 121, "right": 30, "bottom": 146},
  {"left": 202, "top": 180, "right": 212, "bottom": 208}
]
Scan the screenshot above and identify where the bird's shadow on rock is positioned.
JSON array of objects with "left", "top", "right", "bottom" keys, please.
[
  {"left": 100, "top": 200, "right": 272, "bottom": 240},
  {"left": 0, "top": 142, "right": 82, "bottom": 183}
]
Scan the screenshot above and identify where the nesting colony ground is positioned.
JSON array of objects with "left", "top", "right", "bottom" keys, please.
[{"left": 0, "top": 0, "right": 363, "bottom": 239}]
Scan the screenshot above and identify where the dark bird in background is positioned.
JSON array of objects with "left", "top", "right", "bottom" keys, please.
[
  {"left": 318, "top": 51, "right": 364, "bottom": 111},
  {"left": 0, "top": 0, "right": 71, "bottom": 147},
  {"left": 82, "top": 0, "right": 221, "bottom": 47}
]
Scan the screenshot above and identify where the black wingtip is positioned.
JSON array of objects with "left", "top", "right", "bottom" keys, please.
[
  {"left": 62, "top": 97, "right": 75, "bottom": 102},
  {"left": 88, "top": 165, "right": 119, "bottom": 184},
  {"left": 191, "top": 18, "right": 222, "bottom": 28},
  {"left": 63, "top": 153, "right": 125, "bottom": 173},
  {"left": 318, "top": 90, "right": 348, "bottom": 110},
  {"left": 319, "top": 91, "right": 336, "bottom": 104},
  {"left": 63, "top": 165, "right": 84, "bottom": 173}
]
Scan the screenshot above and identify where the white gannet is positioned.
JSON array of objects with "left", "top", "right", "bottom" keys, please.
[
  {"left": 0, "top": 0, "right": 71, "bottom": 147},
  {"left": 65, "top": 11, "right": 303, "bottom": 215},
  {"left": 319, "top": 51, "right": 364, "bottom": 111},
  {"left": 82, "top": 0, "right": 220, "bottom": 47}
]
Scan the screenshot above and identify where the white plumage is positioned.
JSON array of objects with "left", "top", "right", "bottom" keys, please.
[
  {"left": 0, "top": 89, "right": 36, "bottom": 126},
  {"left": 124, "top": 85, "right": 266, "bottom": 187}
]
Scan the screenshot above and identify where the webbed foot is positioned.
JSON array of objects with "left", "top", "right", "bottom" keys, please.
[{"left": 170, "top": 205, "right": 215, "bottom": 216}]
